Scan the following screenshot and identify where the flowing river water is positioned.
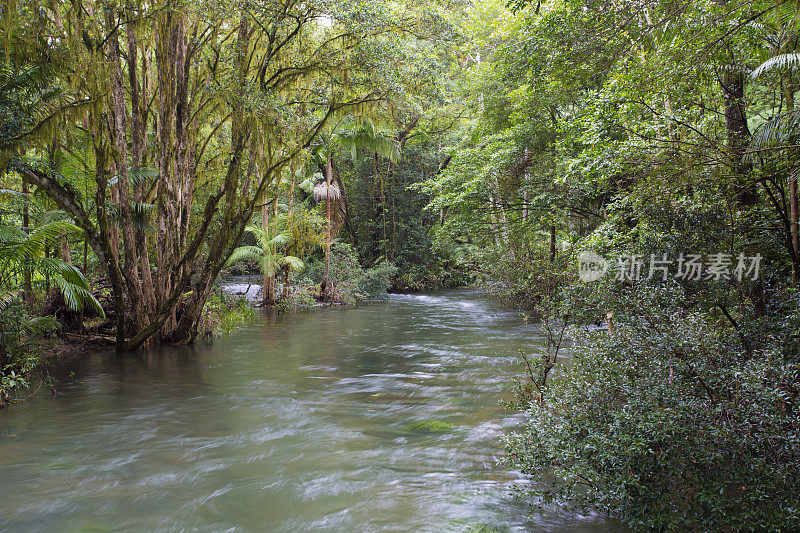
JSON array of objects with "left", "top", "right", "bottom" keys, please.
[{"left": 0, "top": 289, "right": 615, "bottom": 532}]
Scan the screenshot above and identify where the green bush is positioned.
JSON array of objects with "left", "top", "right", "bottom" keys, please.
[
  {"left": 360, "top": 260, "right": 398, "bottom": 299},
  {"left": 276, "top": 287, "right": 318, "bottom": 312},
  {"left": 1, "top": 301, "right": 58, "bottom": 406},
  {"left": 200, "top": 292, "right": 255, "bottom": 337},
  {"left": 305, "top": 242, "right": 397, "bottom": 304},
  {"left": 481, "top": 242, "right": 573, "bottom": 310},
  {"left": 505, "top": 286, "right": 800, "bottom": 531},
  {"left": 391, "top": 240, "right": 477, "bottom": 292}
]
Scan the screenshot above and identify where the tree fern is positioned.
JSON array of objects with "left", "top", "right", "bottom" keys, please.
[{"left": 281, "top": 256, "right": 304, "bottom": 271}]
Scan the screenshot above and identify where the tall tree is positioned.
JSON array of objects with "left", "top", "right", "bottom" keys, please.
[{"left": 7, "top": 0, "right": 441, "bottom": 348}]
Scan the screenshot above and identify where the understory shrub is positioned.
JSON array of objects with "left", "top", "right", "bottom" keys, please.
[
  {"left": 0, "top": 301, "right": 58, "bottom": 406},
  {"left": 482, "top": 242, "right": 572, "bottom": 310},
  {"left": 305, "top": 242, "right": 397, "bottom": 304},
  {"left": 200, "top": 292, "right": 256, "bottom": 337},
  {"left": 392, "top": 241, "right": 477, "bottom": 292},
  {"left": 276, "top": 287, "right": 318, "bottom": 312},
  {"left": 505, "top": 286, "right": 800, "bottom": 531}
]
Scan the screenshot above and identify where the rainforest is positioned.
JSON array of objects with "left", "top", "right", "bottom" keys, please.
[{"left": 1, "top": 0, "right": 800, "bottom": 531}]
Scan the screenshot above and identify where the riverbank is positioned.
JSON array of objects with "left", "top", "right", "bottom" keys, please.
[{"left": 6, "top": 274, "right": 389, "bottom": 408}]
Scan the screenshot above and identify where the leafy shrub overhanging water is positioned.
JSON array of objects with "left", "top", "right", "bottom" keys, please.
[{"left": 505, "top": 284, "right": 800, "bottom": 531}]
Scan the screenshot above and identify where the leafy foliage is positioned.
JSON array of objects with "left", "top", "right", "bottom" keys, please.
[
  {"left": 506, "top": 287, "right": 800, "bottom": 531},
  {"left": 305, "top": 242, "right": 398, "bottom": 304},
  {"left": 412, "top": 0, "right": 800, "bottom": 529}
]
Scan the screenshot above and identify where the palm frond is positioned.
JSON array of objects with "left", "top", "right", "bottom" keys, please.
[
  {"left": 281, "top": 255, "right": 304, "bottom": 271},
  {"left": 41, "top": 209, "right": 70, "bottom": 223},
  {"left": 746, "top": 109, "right": 800, "bottom": 160},
  {"left": 129, "top": 166, "right": 159, "bottom": 188},
  {"left": 23, "top": 316, "right": 60, "bottom": 335},
  {"left": 335, "top": 119, "right": 399, "bottom": 163},
  {"left": 225, "top": 245, "right": 264, "bottom": 267},
  {"left": 24, "top": 221, "right": 82, "bottom": 258},
  {"left": 53, "top": 276, "right": 104, "bottom": 316},
  {"left": 0, "top": 221, "right": 81, "bottom": 262},
  {"left": 0, "top": 224, "right": 27, "bottom": 244},
  {"left": 260, "top": 253, "right": 281, "bottom": 278},
  {"left": 38, "top": 257, "right": 104, "bottom": 317},
  {"left": 299, "top": 176, "right": 320, "bottom": 195},
  {"left": 108, "top": 201, "right": 156, "bottom": 233},
  {"left": 109, "top": 166, "right": 159, "bottom": 188},
  {"left": 0, "top": 289, "right": 16, "bottom": 313},
  {"left": 751, "top": 53, "right": 800, "bottom": 79}
]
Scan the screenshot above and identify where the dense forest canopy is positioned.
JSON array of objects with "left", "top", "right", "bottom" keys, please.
[{"left": 2, "top": 0, "right": 800, "bottom": 530}]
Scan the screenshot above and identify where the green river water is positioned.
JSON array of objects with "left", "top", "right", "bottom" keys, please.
[{"left": 0, "top": 289, "right": 616, "bottom": 532}]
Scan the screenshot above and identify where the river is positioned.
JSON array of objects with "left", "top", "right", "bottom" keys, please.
[{"left": 0, "top": 289, "right": 615, "bottom": 532}]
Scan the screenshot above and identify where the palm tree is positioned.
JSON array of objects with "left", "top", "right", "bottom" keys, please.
[
  {"left": 0, "top": 220, "right": 104, "bottom": 316},
  {"left": 1, "top": 219, "right": 105, "bottom": 401},
  {"left": 750, "top": 49, "right": 800, "bottom": 284},
  {"left": 313, "top": 165, "right": 341, "bottom": 298},
  {"left": 311, "top": 118, "right": 399, "bottom": 296},
  {"left": 226, "top": 220, "right": 305, "bottom": 306}
]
